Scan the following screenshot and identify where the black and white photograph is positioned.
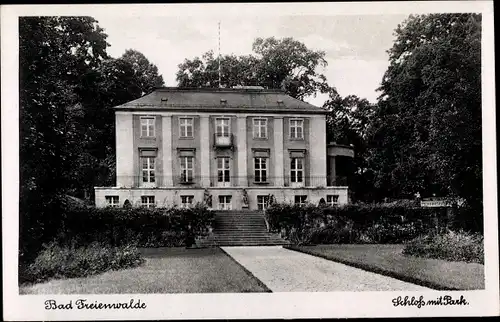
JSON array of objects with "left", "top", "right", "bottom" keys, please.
[{"left": 2, "top": 1, "right": 498, "bottom": 320}]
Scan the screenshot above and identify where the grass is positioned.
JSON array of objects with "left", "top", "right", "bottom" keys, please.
[
  {"left": 20, "top": 247, "right": 270, "bottom": 294},
  {"left": 286, "top": 244, "right": 484, "bottom": 290}
]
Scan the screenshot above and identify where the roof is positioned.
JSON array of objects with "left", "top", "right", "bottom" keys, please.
[{"left": 113, "top": 87, "right": 327, "bottom": 114}]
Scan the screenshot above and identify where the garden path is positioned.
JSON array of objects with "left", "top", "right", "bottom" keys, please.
[{"left": 222, "top": 246, "right": 430, "bottom": 292}]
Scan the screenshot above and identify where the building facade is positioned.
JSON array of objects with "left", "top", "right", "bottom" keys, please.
[{"left": 95, "top": 87, "right": 354, "bottom": 210}]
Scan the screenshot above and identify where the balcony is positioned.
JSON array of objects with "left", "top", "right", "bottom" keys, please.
[{"left": 214, "top": 133, "right": 234, "bottom": 149}]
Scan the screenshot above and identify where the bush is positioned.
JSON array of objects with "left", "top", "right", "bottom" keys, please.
[
  {"left": 57, "top": 203, "right": 215, "bottom": 248},
  {"left": 265, "top": 202, "right": 444, "bottom": 245},
  {"left": 21, "top": 241, "right": 145, "bottom": 284},
  {"left": 403, "top": 230, "right": 484, "bottom": 264}
]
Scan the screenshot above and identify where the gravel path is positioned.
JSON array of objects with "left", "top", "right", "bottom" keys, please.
[{"left": 222, "top": 246, "right": 430, "bottom": 292}]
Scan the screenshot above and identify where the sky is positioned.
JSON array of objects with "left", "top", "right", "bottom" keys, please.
[{"left": 92, "top": 14, "right": 409, "bottom": 106}]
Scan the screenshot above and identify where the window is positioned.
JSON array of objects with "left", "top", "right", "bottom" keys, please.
[
  {"left": 105, "top": 196, "right": 119, "bottom": 207},
  {"left": 290, "top": 157, "right": 304, "bottom": 184},
  {"left": 327, "top": 195, "right": 339, "bottom": 206},
  {"left": 253, "top": 118, "right": 267, "bottom": 138},
  {"left": 254, "top": 157, "right": 268, "bottom": 183},
  {"left": 141, "top": 157, "right": 155, "bottom": 184},
  {"left": 179, "top": 117, "right": 194, "bottom": 138},
  {"left": 181, "top": 195, "right": 194, "bottom": 208},
  {"left": 141, "top": 196, "right": 155, "bottom": 208},
  {"left": 180, "top": 156, "right": 194, "bottom": 183},
  {"left": 217, "top": 157, "right": 230, "bottom": 185},
  {"left": 140, "top": 116, "right": 155, "bottom": 137},
  {"left": 218, "top": 195, "right": 232, "bottom": 210},
  {"left": 289, "top": 119, "right": 304, "bottom": 139},
  {"left": 294, "top": 195, "right": 307, "bottom": 206},
  {"left": 257, "top": 195, "right": 269, "bottom": 211},
  {"left": 215, "top": 118, "right": 230, "bottom": 137}
]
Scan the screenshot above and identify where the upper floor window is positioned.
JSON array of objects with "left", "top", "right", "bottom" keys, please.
[
  {"left": 141, "top": 195, "right": 155, "bottom": 208},
  {"left": 141, "top": 156, "right": 155, "bottom": 184},
  {"left": 215, "top": 118, "right": 230, "bottom": 137},
  {"left": 254, "top": 157, "right": 268, "bottom": 183},
  {"left": 140, "top": 116, "right": 155, "bottom": 137},
  {"left": 105, "top": 196, "right": 119, "bottom": 208},
  {"left": 180, "top": 156, "right": 194, "bottom": 183},
  {"left": 289, "top": 119, "right": 304, "bottom": 139},
  {"left": 179, "top": 117, "right": 194, "bottom": 138},
  {"left": 253, "top": 118, "right": 268, "bottom": 139}
]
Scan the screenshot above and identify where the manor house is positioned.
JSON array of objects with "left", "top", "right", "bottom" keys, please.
[{"left": 94, "top": 87, "right": 354, "bottom": 210}]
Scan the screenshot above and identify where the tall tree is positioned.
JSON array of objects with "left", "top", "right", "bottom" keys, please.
[
  {"left": 368, "top": 14, "right": 482, "bottom": 209},
  {"left": 121, "top": 49, "right": 164, "bottom": 95},
  {"left": 176, "top": 37, "right": 330, "bottom": 100},
  {"left": 324, "top": 90, "right": 376, "bottom": 201},
  {"left": 19, "top": 16, "right": 109, "bottom": 260}
]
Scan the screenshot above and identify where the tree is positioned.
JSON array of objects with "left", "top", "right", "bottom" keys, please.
[
  {"left": 324, "top": 90, "right": 376, "bottom": 201},
  {"left": 176, "top": 37, "right": 330, "bottom": 100},
  {"left": 121, "top": 49, "right": 164, "bottom": 95},
  {"left": 368, "top": 14, "right": 482, "bottom": 210},
  {"left": 19, "top": 16, "right": 165, "bottom": 262},
  {"left": 19, "top": 16, "right": 109, "bottom": 260}
]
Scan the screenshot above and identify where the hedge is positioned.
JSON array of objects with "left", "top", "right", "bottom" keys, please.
[
  {"left": 56, "top": 203, "right": 215, "bottom": 248},
  {"left": 265, "top": 203, "right": 448, "bottom": 245}
]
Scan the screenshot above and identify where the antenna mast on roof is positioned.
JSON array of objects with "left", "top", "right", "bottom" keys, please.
[{"left": 218, "top": 21, "right": 222, "bottom": 88}]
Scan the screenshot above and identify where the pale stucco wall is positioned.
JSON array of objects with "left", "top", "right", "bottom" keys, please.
[{"left": 95, "top": 186, "right": 348, "bottom": 209}]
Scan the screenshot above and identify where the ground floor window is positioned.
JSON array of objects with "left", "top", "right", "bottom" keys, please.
[
  {"left": 105, "top": 196, "right": 119, "bottom": 207},
  {"left": 218, "top": 195, "right": 232, "bottom": 210},
  {"left": 254, "top": 157, "right": 268, "bottom": 183},
  {"left": 327, "top": 194, "right": 339, "bottom": 206},
  {"left": 141, "top": 195, "right": 155, "bottom": 208},
  {"left": 181, "top": 195, "right": 194, "bottom": 208},
  {"left": 257, "top": 195, "right": 270, "bottom": 211},
  {"left": 294, "top": 195, "right": 307, "bottom": 206}
]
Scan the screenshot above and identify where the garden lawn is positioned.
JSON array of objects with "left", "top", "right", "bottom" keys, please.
[
  {"left": 287, "top": 244, "right": 484, "bottom": 290},
  {"left": 20, "top": 247, "right": 270, "bottom": 294}
]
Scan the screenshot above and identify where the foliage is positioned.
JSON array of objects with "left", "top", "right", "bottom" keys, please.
[
  {"left": 57, "top": 203, "right": 215, "bottom": 248},
  {"left": 323, "top": 91, "right": 377, "bottom": 201},
  {"left": 19, "top": 16, "right": 164, "bottom": 262},
  {"left": 265, "top": 202, "right": 445, "bottom": 245},
  {"left": 21, "top": 241, "right": 144, "bottom": 284},
  {"left": 403, "top": 230, "right": 484, "bottom": 264},
  {"left": 176, "top": 37, "right": 331, "bottom": 100},
  {"left": 367, "top": 14, "right": 482, "bottom": 210}
]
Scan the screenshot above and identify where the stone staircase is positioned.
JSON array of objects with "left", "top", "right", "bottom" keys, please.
[{"left": 197, "top": 210, "right": 289, "bottom": 247}]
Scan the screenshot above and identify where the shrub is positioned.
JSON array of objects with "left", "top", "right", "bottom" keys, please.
[
  {"left": 265, "top": 202, "right": 443, "bottom": 245},
  {"left": 57, "top": 203, "right": 215, "bottom": 248},
  {"left": 21, "top": 241, "right": 145, "bottom": 284},
  {"left": 403, "top": 230, "right": 484, "bottom": 264}
]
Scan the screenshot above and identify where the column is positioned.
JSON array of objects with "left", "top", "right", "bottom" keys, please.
[
  {"left": 236, "top": 116, "right": 248, "bottom": 186},
  {"left": 200, "top": 116, "right": 211, "bottom": 187},
  {"left": 310, "top": 115, "right": 327, "bottom": 187},
  {"left": 274, "top": 117, "right": 284, "bottom": 187},
  {"left": 162, "top": 116, "right": 173, "bottom": 186},
  {"left": 116, "top": 113, "right": 134, "bottom": 187}
]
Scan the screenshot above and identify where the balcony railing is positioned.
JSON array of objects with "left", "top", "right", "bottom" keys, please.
[{"left": 214, "top": 133, "right": 234, "bottom": 148}]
